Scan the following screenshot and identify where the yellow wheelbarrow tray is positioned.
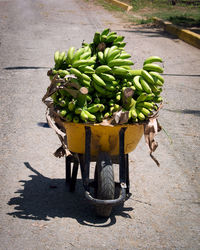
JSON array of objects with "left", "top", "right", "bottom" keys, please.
[{"left": 63, "top": 122, "right": 144, "bottom": 156}]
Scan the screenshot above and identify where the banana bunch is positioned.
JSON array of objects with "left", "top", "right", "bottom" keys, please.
[
  {"left": 47, "top": 28, "right": 164, "bottom": 124},
  {"left": 93, "top": 28, "right": 126, "bottom": 50}
]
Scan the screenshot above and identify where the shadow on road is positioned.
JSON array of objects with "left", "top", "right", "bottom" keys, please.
[
  {"left": 7, "top": 162, "right": 133, "bottom": 227},
  {"left": 164, "top": 108, "right": 200, "bottom": 117},
  {"left": 116, "top": 27, "right": 178, "bottom": 39},
  {"left": 3, "top": 66, "right": 49, "bottom": 70}
]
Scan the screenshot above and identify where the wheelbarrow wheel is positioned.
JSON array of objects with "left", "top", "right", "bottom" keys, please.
[{"left": 94, "top": 152, "right": 115, "bottom": 217}]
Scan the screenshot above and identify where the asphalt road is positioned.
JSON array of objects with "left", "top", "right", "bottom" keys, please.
[{"left": 0, "top": 0, "right": 200, "bottom": 249}]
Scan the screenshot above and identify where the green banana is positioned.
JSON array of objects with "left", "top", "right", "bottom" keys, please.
[
  {"left": 112, "top": 66, "right": 128, "bottom": 75},
  {"left": 72, "top": 47, "right": 85, "bottom": 63},
  {"left": 149, "top": 71, "right": 164, "bottom": 83},
  {"left": 136, "top": 93, "right": 148, "bottom": 103},
  {"left": 73, "top": 116, "right": 80, "bottom": 123},
  {"left": 72, "top": 59, "right": 94, "bottom": 68},
  {"left": 143, "top": 63, "right": 164, "bottom": 73},
  {"left": 103, "top": 47, "right": 110, "bottom": 61},
  {"left": 66, "top": 113, "right": 73, "bottom": 122},
  {"left": 80, "top": 110, "right": 88, "bottom": 121},
  {"left": 54, "top": 50, "right": 60, "bottom": 64},
  {"left": 143, "top": 56, "right": 163, "bottom": 65},
  {"left": 81, "top": 73, "right": 91, "bottom": 82},
  {"left": 66, "top": 47, "right": 75, "bottom": 65},
  {"left": 87, "top": 104, "right": 101, "bottom": 113},
  {"left": 59, "top": 51, "right": 66, "bottom": 62},
  {"left": 108, "top": 59, "right": 134, "bottom": 68},
  {"left": 137, "top": 106, "right": 151, "bottom": 117},
  {"left": 68, "top": 100, "right": 76, "bottom": 111},
  {"left": 113, "top": 35, "right": 124, "bottom": 43},
  {"left": 141, "top": 69, "right": 155, "bottom": 85},
  {"left": 93, "top": 82, "right": 107, "bottom": 95},
  {"left": 80, "top": 51, "right": 91, "bottom": 60},
  {"left": 78, "top": 65, "right": 95, "bottom": 74},
  {"left": 100, "top": 73, "right": 115, "bottom": 82},
  {"left": 74, "top": 107, "right": 83, "bottom": 114},
  {"left": 92, "top": 74, "right": 106, "bottom": 87},
  {"left": 105, "top": 83, "right": 115, "bottom": 92},
  {"left": 93, "top": 32, "right": 101, "bottom": 45},
  {"left": 144, "top": 93, "right": 155, "bottom": 101},
  {"left": 70, "top": 67, "right": 82, "bottom": 78},
  {"left": 97, "top": 51, "right": 105, "bottom": 64},
  {"left": 95, "top": 65, "right": 112, "bottom": 74},
  {"left": 129, "top": 69, "right": 142, "bottom": 76},
  {"left": 101, "top": 28, "right": 110, "bottom": 36},
  {"left": 119, "top": 52, "right": 131, "bottom": 59},
  {"left": 84, "top": 110, "right": 96, "bottom": 122},
  {"left": 58, "top": 69, "right": 70, "bottom": 78},
  {"left": 133, "top": 76, "right": 143, "bottom": 92},
  {"left": 136, "top": 109, "right": 146, "bottom": 121},
  {"left": 140, "top": 77, "right": 152, "bottom": 94},
  {"left": 105, "top": 34, "right": 117, "bottom": 43},
  {"left": 136, "top": 101, "right": 155, "bottom": 110},
  {"left": 106, "top": 49, "right": 121, "bottom": 62},
  {"left": 153, "top": 96, "right": 163, "bottom": 103},
  {"left": 80, "top": 79, "right": 91, "bottom": 88},
  {"left": 60, "top": 109, "right": 67, "bottom": 117}
]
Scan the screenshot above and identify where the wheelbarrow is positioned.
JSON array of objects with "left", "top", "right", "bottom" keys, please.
[{"left": 62, "top": 122, "right": 144, "bottom": 217}]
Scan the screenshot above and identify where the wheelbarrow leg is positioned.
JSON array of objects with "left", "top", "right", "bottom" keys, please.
[
  {"left": 125, "top": 154, "right": 130, "bottom": 194},
  {"left": 119, "top": 127, "right": 129, "bottom": 194},
  {"left": 65, "top": 155, "right": 72, "bottom": 184},
  {"left": 69, "top": 157, "right": 79, "bottom": 192},
  {"left": 79, "top": 126, "right": 91, "bottom": 192}
]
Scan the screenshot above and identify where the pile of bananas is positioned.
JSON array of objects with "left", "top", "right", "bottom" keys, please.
[{"left": 48, "top": 28, "right": 164, "bottom": 123}]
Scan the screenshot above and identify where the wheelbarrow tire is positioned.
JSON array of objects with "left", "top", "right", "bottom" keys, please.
[{"left": 95, "top": 152, "right": 115, "bottom": 217}]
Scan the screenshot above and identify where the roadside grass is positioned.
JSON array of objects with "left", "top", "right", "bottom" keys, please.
[{"left": 93, "top": 0, "right": 200, "bottom": 28}]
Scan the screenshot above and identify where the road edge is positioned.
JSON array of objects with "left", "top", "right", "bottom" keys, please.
[
  {"left": 106, "top": 0, "right": 133, "bottom": 11},
  {"left": 153, "top": 17, "right": 200, "bottom": 49}
]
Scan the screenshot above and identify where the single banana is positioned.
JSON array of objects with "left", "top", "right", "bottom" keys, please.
[
  {"left": 87, "top": 104, "right": 101, "bottom": 113},
  {"left": 108, "top": 59, "right": 134, "bottom": 67},
  {"left": 129, "top": 69, "right": 142, "bottom": 76},
  {"left": 140, "top": 77, "right": 152, "bottom": 94},
  {"left": 143, "top": 56, "right": 163, "bottom": 65},
  {"left": 119, "top": 52, "right": 131, "bottom": 59},
  {"left": 72, "top": 59, "right": 94, "bottom": 68},
  {"left": 73, "top": 116, "right": 80, "bottom": 123},
  {"left": 149, "top": 71, "right": 164, "bottom": 83},
  {"left": 92, "top": 73, "right": 106, "bottom": 87},
  {"left": 95, "top": 65, "right": 112, "bottom": 74},
  {"left": 143, "top": 63, "right": 164, "bottom": 73},
  {"left": 93, "top": 32, "right": 101, "bottom": 45},
  {"left": 101, "top": 28, "right": 110, "bottom": 36},
  {"left": 70, "top": 67, "right": 82, "bottom": 78},
  {"left": 133, "top": 76, "right": 143, "bottom": 92},
  {"left": 112, "top": 66, "right": 128, "bottom": 75},
  {"left": 97, "top": 51, "right": 105, "bottom": 64},
  {"left": 100, "top": 73, "right": 115, "bottom": 82},
  {"left": 103, "top": 47, "right": 110, "bottom": 61},
  {"left": 141, "top": 69, "right": 155, "bottom": 85},
  {"left": 66, "top": 47, "right": 75, "bottom": 65},
  {"left": 54, "top": 50, "right": 60, "bottom": 64}
]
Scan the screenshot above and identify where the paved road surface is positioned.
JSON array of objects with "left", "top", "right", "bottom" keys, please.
[{"left": 0, "top": 0, "right": 200, "bottom": 249}]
